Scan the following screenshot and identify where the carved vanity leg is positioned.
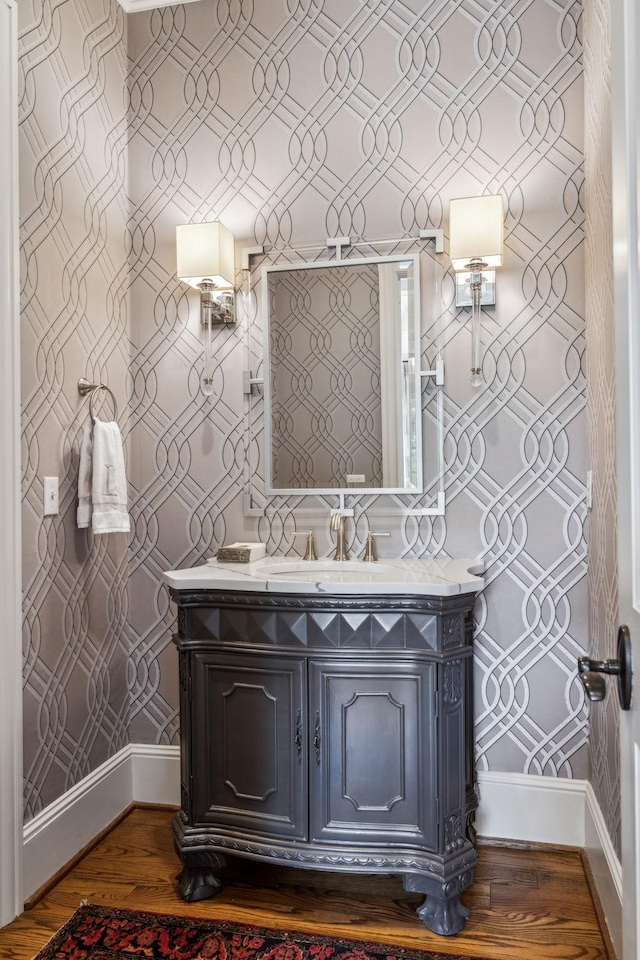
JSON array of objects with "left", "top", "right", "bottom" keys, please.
[
  {"left": 177, "top": 854, "right": 226, "bottom": 902},
  {"left": 403, "top": 868, "right": 474, "bottom": 936}
]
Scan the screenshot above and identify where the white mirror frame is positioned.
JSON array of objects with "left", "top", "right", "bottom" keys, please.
[{"left": 262, "top": 254, "right": 423, "bottom": 497}]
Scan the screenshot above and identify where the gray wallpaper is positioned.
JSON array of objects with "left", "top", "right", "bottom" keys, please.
[
  {"left": 19, "top": 0, "right": 131, "bottom": 817},
  {"left": 584, "top": 0, "right": 620, "bottom": 857},
  {"left": 21, "top": 0, "right": 591, "bottom": 818}
]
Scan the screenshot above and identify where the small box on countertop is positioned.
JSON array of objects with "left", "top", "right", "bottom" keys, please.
[{"left": 215, "top": 542, "right": 266, "bottom": 563}]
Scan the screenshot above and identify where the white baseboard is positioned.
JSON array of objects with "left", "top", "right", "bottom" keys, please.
[
  {"left": 23, "top": 750, "right": 622, "bottom": 950},
  {"left": 130, "top": 743, "right": 181, "bottom": 805},
  {"left": 22, "top": 744, "right": 180, "bottom": 899},
  {"left": 585, "top": 782, "right": 622, "bottom": 958},
  {"left": 476, "top": 771, "right": 622, "bottom": 956},
  {"left": 475, "top": 770, "right": 588, "bottom": 846}
]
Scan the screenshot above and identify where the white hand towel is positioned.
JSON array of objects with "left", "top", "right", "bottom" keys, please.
[
  {"left": 91, "top": 419, "right": 130, "bottom": 535},
  {"left": 77, "top": 421, "right": 93, "bottom": 529}
]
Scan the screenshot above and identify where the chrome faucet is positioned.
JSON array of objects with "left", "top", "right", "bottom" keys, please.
[{"left": 330, "top": 512, "right": 349, "bottom": 561}]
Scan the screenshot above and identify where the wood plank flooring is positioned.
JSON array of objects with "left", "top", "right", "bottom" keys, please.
[{"left": 0, "top": 808, "right": 609, "bottom": 960}]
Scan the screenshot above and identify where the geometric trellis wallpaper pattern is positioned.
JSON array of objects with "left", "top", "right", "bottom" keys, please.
[
  {"left": 19, "top": 0, "right": 130, "bottom": 819},
  {"left": 21, "top": 0, "right": 596, "bottom": 828}
]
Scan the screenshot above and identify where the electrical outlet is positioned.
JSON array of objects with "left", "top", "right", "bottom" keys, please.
[
  {"left": 44, "top": 476, "right": 59, "bottom": 516},
  {"left": 586, "top": 470, "right": 593, "bottom": 510}
]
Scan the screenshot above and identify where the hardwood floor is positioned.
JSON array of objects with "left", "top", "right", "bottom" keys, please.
[{"left": 0, "top": 807, "right": 610, "bottom": 960}]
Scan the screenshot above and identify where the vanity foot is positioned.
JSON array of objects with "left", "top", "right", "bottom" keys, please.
[
  {"left": 177, "top": 864, "right": 224, "bottom": 902},
  {"left": 403, "top": 869, "right": 474, "bottom": 936}
]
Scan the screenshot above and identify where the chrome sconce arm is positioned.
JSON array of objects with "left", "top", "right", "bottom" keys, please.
[
  {"left": 199, "top": 282, "right": 234, "bottom": 397},
  {"left": 467, "top": 259, "right": 487, "bottom": 389}
]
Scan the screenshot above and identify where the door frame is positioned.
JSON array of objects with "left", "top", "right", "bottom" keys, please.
[
  {"left": 0, "top": 0, "right": 23, "bottom": 928},
  {"left": 611, "top": 0, "right": 640, "bottom": 956}
]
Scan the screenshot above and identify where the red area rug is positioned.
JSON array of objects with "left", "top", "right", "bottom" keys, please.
[{"left": 33, "top": 904, "right": 492, "bottom": 960}]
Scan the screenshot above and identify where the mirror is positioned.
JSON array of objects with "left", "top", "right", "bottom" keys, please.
[{"left": 263, "top": 254, "right": 422, "bottom": 494}]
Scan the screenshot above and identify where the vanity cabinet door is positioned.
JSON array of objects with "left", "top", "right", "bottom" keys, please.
[
  {"left": 191, "top": 651, "right": 307, "bottom": 840},
  {"left": 308, "top": 660, "right": 437, "bottom": 849}
]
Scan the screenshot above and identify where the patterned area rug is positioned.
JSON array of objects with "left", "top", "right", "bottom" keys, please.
[{"left": 33, "top": 904, "right": 493, "bottom": 960}]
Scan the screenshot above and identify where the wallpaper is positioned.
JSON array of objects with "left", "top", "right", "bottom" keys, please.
[
  {"left": 20, "top": 0, "right": 590, "bottom": 818},
  {"left": 269, "top": 262, "right": 383, "bottom": 490},
  {"left": 583, "top": 0, "right": 620, "bottom": 857},
  {"left": 19, "top": 0, "right": 131, "bottom": 816}
]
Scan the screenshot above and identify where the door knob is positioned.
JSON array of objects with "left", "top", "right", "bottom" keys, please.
[{"left": 577, "top": 625, "right": 633, "bottom": 710}]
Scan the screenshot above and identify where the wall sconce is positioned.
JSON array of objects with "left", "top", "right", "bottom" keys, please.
[
  {"left": 176, "top": 221, "right": 236, "bottom": 396},
  {"left": 449, "top": 195, "right": 504, "bottom": 387}
]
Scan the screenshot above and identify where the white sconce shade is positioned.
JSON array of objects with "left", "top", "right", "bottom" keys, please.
[
  {"left": 176, "top": 221, "right": 235, "bottom": 289},
  {"left": 449, "top": 195, "right": 504, "bottom": 270}
]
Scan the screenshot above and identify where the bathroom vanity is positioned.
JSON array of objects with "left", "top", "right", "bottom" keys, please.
[{"left": 164, "top": 557, "right": 484, "bottom": 936}]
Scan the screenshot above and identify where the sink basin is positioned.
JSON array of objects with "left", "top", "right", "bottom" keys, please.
[{"left": 163, "top": 556, "right": 485, "bottom": 596}]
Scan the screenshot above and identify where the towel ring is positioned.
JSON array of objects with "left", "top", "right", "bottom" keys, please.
[{"left": 78, "top": 377, "right": 119, "bottom": 422}]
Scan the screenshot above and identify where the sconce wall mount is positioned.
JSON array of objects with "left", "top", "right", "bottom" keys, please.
[
  {"left": 176, "top": 220, "right": 236, "bottom": 395},
  {"left": 454, "top": 267, "right": 496, "bottom": 308},
  {"left": 198, "top": 281, "right": 235, "bottom": 325},
  {"left": 449, "top": 195, "right": 504, "bottom": 386}
]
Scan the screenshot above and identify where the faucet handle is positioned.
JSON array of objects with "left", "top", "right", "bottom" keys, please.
[
  {"left": 292, "top": 531, "right": 317, "bottom": 561},
  {"left": 363, "top": 532, "right": 390, "bottom": 562}
]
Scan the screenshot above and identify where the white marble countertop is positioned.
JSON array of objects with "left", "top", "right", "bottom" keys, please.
[{"left": 163, "top": 556, "right": 485, "bottom": 596}]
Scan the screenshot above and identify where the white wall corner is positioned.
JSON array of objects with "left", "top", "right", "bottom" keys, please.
[
  {"left": 130, "top": 743, "right": 180, "bottom": 805},
  {"left": 22, "top": 744, "right": 180, "bottom": 900},
  {"left": 476, "top": 773, "right": 622, "bottom": 952},
  {"left": 115, "top": 0, "right": 202, "bottom": 12},
  {"left": 23, "top": 747, "right": 134, "bottom": 900},
  {"left": 475, "top": 771, "right": 587, "bottom": 847},
  {"left": 584, "top": 783, "right": 622, "bottom": 958}
]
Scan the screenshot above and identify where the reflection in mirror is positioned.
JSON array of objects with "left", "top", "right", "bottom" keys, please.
[{"left": 263, "top": 255, "right": 422, "bottom": 494}]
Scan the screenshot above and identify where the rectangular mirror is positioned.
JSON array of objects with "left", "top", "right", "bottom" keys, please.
[{"left": 263, "top": 254, "right": 422, "bottom": 494}]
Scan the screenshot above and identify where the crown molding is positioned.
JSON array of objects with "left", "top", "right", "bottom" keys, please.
[{"left": 116, "top": 0, "right": 202, "bottom": 12}]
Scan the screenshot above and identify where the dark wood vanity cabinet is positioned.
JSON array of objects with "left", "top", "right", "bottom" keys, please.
[{"left": 170, "top": 588, "right": 478, "bottom": 936}]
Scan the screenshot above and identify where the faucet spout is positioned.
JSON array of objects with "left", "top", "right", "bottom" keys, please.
[{"left": 330, "top": 512, "right": 349, "bottom": 561}]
